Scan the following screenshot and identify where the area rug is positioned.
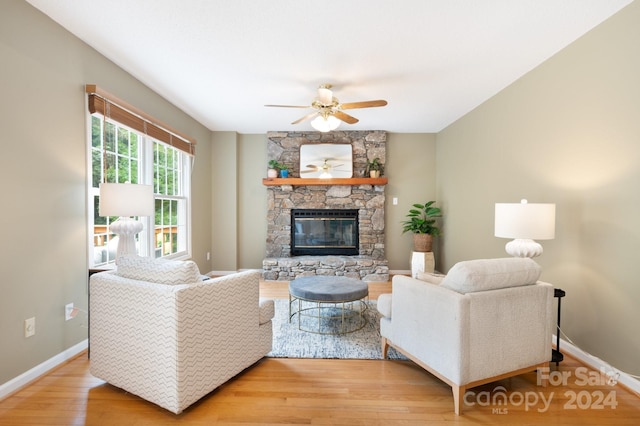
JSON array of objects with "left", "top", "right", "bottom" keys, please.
[{"left": 267, "top": 298, "right": 406, "bottom": 360}]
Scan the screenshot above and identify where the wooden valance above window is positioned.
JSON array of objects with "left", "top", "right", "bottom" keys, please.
[{"left": 86, "top": 84, "right": 196, "bottom": 156}]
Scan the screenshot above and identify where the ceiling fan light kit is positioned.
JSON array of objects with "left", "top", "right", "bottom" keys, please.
[
  {"left": 266, "top": 83, "right": 387, "bottom": 132},
  {"left": 311, "top": 114, "right": 341, "bottom": 132}
]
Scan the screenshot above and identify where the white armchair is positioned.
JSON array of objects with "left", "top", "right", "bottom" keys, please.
[
  {"left": 89, "top": 256, "right": 274, "bottom": 414},
  {"left": 377, "top": 257, "right": 554, "bottom": 415}
]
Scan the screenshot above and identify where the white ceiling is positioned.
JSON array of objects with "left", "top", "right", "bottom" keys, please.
[{"left": 26, "top": 0, "right": 632, "bottom": 134}]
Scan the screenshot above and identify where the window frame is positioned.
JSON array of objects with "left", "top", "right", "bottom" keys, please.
[{"left": 86, "top": 98, "right": 193, "bottom": 268}]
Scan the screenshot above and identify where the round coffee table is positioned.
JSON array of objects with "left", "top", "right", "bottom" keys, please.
[{"left": 288, "top": 276, "right": 369, "bottom": 335}]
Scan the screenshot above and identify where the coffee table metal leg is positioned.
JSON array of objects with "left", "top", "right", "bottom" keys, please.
[{"left": 289, "top": 298, "right": 367, "bottom": 335}]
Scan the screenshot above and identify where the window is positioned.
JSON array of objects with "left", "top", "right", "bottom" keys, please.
[
  {"left": 153, "top": 142, "right": 189, "bottom": 259},
  {"left": 86, "top": 86, "right": 194, "bottom": 267}
]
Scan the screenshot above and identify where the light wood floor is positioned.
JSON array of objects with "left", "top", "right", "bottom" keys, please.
[{"left": 1, "top": 280, "right": 639, "bottom": 425}]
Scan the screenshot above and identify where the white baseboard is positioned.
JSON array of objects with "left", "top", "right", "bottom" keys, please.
[
  {"left": 0, "top": 339, "right": 88, "bottom": 400},
  {"left": 555, "top": 335, "right": 640, "bottom": 396}
]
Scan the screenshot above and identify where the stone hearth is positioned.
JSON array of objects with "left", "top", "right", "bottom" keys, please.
[
  {"left": 262, "top": 256, "right": 388, "bottom": 281},
  {"left": 262, "top": 130, "right": 389, "bottom": 281}
]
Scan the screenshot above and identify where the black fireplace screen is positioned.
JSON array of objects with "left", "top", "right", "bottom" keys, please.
[{"left": 291, "top": 209, "right": 359, "bottom": 256}]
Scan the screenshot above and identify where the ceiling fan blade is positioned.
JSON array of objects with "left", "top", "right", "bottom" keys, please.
[
  {"left": 300, "top": 169, "right": 318, "bottom": 173},
  {"left": 329, "top": 164, "right": 344, "bottom": 168},
  {"left": 333, "top": 110, "right": 359, "bottom": 124},
  {"left": 304, "top": 164, "right": 320, "bottom": 169},
  {"left": 264, "top": 104, "right": 310, "bottom": 108},
  {"left": 340, "top": 100, "right": 388, "bottom": 109},
  {"left": 292, "top": 111, "right": 318, "bottom": 125}
]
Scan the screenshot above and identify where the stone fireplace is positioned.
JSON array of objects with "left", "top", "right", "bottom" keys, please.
[{"left": 262, "top": 130, "right": 389, "bottom": 281}]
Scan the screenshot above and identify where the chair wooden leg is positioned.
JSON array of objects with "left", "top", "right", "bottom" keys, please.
[
  {"left": 381, "top": 337, "right": 389, "bottom": 359},
  {"left": 452, "top": 385, "right": 465, "bottom": 415},
  {"left": 539, "top": 361, "right": 550, "bottom": 387}
]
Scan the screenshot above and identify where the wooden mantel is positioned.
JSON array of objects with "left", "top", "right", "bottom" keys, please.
[{"left": 262, "top": 177, "right": 388, "bottom": 186}]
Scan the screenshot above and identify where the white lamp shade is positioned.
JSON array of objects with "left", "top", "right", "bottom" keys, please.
[
  {"left": 494, "top": 201, "right": 555, "bottom": 240},
  {"left": 99, "top": 183, "right": 155, "bottom": 217}
]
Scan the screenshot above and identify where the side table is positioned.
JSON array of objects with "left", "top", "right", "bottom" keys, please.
[
  {"left": 552, "top": 288, "right": 566, "bottom": 365},
  {"left": 411, "top": 251, "right": 435, "bottom": 278}
]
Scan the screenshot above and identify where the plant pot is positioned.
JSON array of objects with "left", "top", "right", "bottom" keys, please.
[
  {"left": 369, "top": 170, "right": 380, "bottom": 178},
  {"left": 267, "top": 168, "right": 278, "bottom": 178},
  {"left": 280, "top": 169, "right": 289, "bottom": 178},
  {"left": 413, "top": 234, "right": 433, "bottom": 252}
]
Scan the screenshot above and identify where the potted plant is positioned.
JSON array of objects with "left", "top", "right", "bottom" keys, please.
[
  {"left": 267, "top": 160, "right": 279, "bottom": 178},
  {"left": 279, "top": 163, "right": 289, "bottom": 178},
  {"left": 268, "top": 160, "right": 289, "bottom": 178},
  {"left": 365, "top": 158, "right": 384, "bottom": 178},
  {"left": 401, "top": 201, "right": 442, "bottom": 252}
]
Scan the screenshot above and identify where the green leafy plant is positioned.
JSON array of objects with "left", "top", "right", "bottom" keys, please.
[
  {"left": 365, "top": 158, "right": 384, "bottom": 176},
  {"left": 401, "top": 201, "right": 442, "bottom": 236},
  {"left": 268, "top": 160, "right": 287, "bottom": 171}
]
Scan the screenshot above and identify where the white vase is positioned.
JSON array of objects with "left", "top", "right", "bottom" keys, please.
[{"left": 267, "top": 168, "right": 278, "bottom": 178}]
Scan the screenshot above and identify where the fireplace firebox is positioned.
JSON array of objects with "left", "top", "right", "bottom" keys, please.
[{"left": 291, "top": 209, "right": 359, "bottom": 256}]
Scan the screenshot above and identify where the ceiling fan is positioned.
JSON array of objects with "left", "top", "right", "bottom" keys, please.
[
  {"left": 265, "top": 84, "right": 387, "bottom": 132},
  {"left": 301, "top": 159, "right": 345, "bottom": 178}
]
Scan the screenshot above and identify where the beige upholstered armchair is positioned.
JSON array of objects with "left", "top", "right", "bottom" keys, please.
[
  {"left": 377, "top": 257, "right": 554, "bottom": 415},
  {"left": 89, "top": 256, "right": 274, "bottom": 414}
]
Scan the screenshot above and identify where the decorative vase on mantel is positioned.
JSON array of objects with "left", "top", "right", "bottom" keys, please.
[
  {"left": 365, "top": 158, "right": 383, "bottom": 179},
  {"left": 412, "top": 233, "right": 433, "bottom": 253}
]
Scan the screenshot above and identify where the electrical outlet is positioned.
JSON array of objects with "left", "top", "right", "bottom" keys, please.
[
  {"left": 206, "top": 252, "right": 211, "bottom": 261},
  {"left": 24, "top": 317, "right": 35, "bottom": 338},
  {"left": 65, "top": 303, "right": 74, "bottom": 321}
]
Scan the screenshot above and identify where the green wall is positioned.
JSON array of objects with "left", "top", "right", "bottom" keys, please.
[
  {"left": 209, "top": 132, "right": 267, "bottom": 272},
  {"left": 436, "top": 1, "right": 640, "bottom": 374},
  {"left": 385, "top": 133, "right": 438, "bottom": 269},
  {"left": 0, "top": 0, "right": 212, "bottom": 385},
  {"left": 238, "top": 134, "right": 269, "bottom": 269}
]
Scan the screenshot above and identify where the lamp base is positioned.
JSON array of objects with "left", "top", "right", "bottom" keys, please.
[
  {"left": 505, "top": 239, "right": 543, "bottom": 258},
  {"left": 110, "top": 217, "right": 144, "bottom": 262}
]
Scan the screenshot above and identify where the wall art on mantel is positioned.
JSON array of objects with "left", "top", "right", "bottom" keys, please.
[{"left": 299, "top": 143, "right": 353, "bottom": 178}]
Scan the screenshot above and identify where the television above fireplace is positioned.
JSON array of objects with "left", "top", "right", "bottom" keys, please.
[{"left": 291, "top": 209, "right": 359, "bottom": 256}]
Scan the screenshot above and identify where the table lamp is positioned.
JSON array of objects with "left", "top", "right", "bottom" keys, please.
[
  {"left": 494, "top": 199, "right": 555, "bottom": 258},
  {"left": 99, "top": 183, "right": 154, "bottom": 262}
]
